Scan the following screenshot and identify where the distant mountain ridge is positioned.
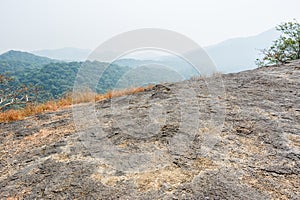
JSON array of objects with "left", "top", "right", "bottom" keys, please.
[
  {"left": 113, "top": 28, "right": 279, "bottom": 76},
  {"left": 32, "top": 47, "right": 91, "bottom": 61},
  {"left": 0, "top": 50, "right": 59, "bottom": 77},
  {"left": 114, "top": 28, "right": 280, "bottom": 73},
  {"left": 204, "top": 28, "right": 280, "bottom": 72},
  {"left": 25, "top": 28, "right": 280, "bottom": 73},
  {"left": 0, "top": 50, "right": 56, "bottom": 65}
]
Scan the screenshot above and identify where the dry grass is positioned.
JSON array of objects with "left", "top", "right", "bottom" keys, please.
[{"left": 0, "top": 85, "right": 153, "bottom": 122}]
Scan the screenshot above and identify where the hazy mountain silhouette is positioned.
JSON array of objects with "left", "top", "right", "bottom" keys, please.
[
  {"left": 0, "top": 50, "right": 55, "bottom": 65},
  {"left": 111, "top": 28, "right": 281, "bottom": 74},
  {"left": 32, "top": 47, "right": 91, "bottom": 61},
  {"left": 205, "top": 28, "right": 280, "bottom": 72},
  {"left": 11, "top": 28, "right": 281, "bottom": 73}
]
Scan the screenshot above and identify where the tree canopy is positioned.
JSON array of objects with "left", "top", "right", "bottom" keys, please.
[
  {"left": 256, "top": 20, "right": 300, "bottom": 66},
  {"left": 0, "top": 51, "right": 130, "bottom": 109}
]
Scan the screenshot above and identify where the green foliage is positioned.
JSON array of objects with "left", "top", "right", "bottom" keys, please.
[
  {"left": 0, "top": 73, "right": 39, "bottom": 110},
  {"left": 0, "top": 50, "right": 55, "bottom": 74},
  {"left": 256, "top": 20, "right": 300, "bottom": 66},
  {"left": 0, "top": 51, "right": 129, "bottom": 104}
]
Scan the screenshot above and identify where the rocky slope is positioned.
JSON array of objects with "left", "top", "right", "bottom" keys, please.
[{"left": 0, "top": 61, "right": 299, "bottom": 199}]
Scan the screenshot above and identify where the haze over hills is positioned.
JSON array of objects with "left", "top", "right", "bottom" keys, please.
[
  {"left": 153, "top": 28, "right": 280, "bottom": 73},
  {"left": 32, "top": 47, "right": 91, "bottom": 61},
  {"left": 111, "top": 28, "right": 279, "bottom": 75},
  {"left": 28, "top": 28, "right": 279, "bottom": 73},
  {"left": 205, "top": 28, "right": 280, "bottom": 72}
]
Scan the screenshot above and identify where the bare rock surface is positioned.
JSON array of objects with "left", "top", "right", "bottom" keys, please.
[{"left": 0, "top": 61, "right": 299, "bottom": 199}]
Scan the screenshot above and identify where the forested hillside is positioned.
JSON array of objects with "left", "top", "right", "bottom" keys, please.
[
  {"left": 0, "top": 51, "right": 129, "bottom": 102},
  {"left": 0, "top": 50, "right": 56, "bottom": 73}
]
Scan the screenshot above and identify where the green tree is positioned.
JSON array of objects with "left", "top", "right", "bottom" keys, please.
[
  {"left": 256, "top": 20, "right": 300, "bottom": 66},
  {"left": 0, "top": 73, "right": 39, "bottom": 111}
]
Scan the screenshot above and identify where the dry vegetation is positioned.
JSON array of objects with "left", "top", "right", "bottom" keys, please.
[{"left": 0, "top": 86, "right": 152, "bottom": 122}]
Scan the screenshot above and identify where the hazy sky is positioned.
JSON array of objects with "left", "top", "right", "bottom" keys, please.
[{"left": 0, "top": 0, "right": 299, "bottom": 53}]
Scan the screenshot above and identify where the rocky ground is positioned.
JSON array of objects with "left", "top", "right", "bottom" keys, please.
[{"left": 0, "top": 61, "right": 299, "bottom": 199}]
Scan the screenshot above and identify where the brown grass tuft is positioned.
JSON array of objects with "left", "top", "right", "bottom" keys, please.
[{"left": 0, "top": 85, "right": 153, "bottom": 123}]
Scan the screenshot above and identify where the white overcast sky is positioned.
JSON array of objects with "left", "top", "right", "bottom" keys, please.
[{"left": 0, "top": 0, "right": 299, "bottom": 53}]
